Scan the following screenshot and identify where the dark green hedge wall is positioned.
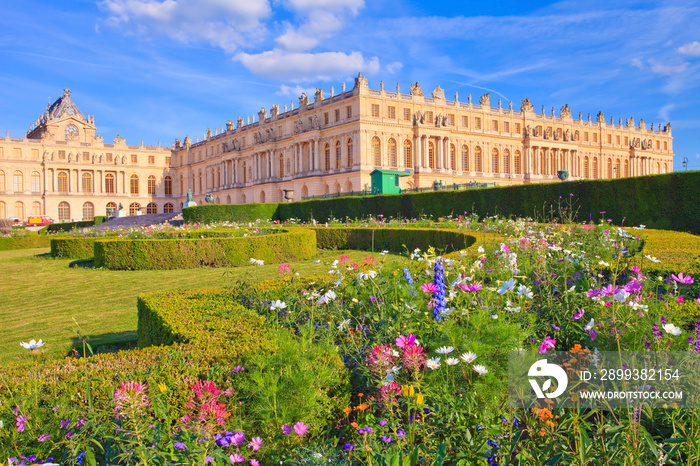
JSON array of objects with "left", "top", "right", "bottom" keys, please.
[
  {"left": 94, "top": 229, "right": 316, "bottom": 270},
  {"left": 311, "top": 227, "right": 476, "bottom": 253},
  {"left": 44, "top": 219, "right": 99, "bottom": 233},
  {"left": 50, "top": 237, "right": 97, "bottom": 259},
  {"left": 0, "top": 235, "right": 51, "bottom": 251},
  {"left": 182, "top": 172, "right": 700, "bottom": 234},
  {"left": 183, "top": 203, "right": 279, "bottom": 223}
]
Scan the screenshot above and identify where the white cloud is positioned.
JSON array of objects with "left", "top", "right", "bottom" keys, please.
[
  {"left": 649, "top": 60, "right": 689, "bottom": 76},
  {"left": 658, "top": 103, "right": 675, "bottom": 121},
  {"left": 235, "top": 49, "right": 379, "bottom": 82},
  {"left": 386, "top": 61, "right": 403, "bottom": 73},
  {"left": 678, "top": 41, "right": 700, "bottom": 57},
  {"left": 630, "top": 57, "right": 644, "bottom": 69},
  {"left": 100, "top": 0, "right": 271, "bottom": 52},
  {"left": 277, "top": 83, "right": 316, "bottom": 98}
]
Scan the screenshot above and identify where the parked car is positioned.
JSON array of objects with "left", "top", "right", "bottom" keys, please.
[
  {"left": 26, "top": 215, "right": 55, "bottom": 226},
  {"left": 11, "top": 217, "right": 23, "bottom": 226}
]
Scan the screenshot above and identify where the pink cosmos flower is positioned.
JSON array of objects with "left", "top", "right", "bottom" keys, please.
[
  {"left": 696, "top": 295, "right": 700, "bottom": 308},
  {"left": 672, "top": 273, "right": 694, "bottom": 284},
  {"left": 572, "top": 309, "right": 585, "bottom": 320},
  {"left": 250, "top": 460, "right": 260, "bottom": 466},
  {"left": 677, "top": 295, "right": 685, "bottom": 304},
  {"left": 630, "top": 266, "right": 641, "bottom": 274},
  {"left": 395, "top": 334, "right": 416, "bottom": 348},
  {"left": 538, "top": 336, "right": 556, "bottom": 354},
  {"left": 281, "top": 424, "right": 292, "bottom": 435},
  {"left": 339, "top": 255, "right": 351, "bottom": 263},
  {"left": 278, "top": 263, "right": 291, "bottom": 274},
  {"left": 420, "top": 283, "right": 440, "bottom": 293},
  {"left": 229, "top": 453, "right": 245, "bottom": 463},
  {"left": 457, "top": 283, "right": 482, "bottom": 292},
  {"left": 248, "top": 437, "right": 263, "bottom": 451},
  {"left": 294, "top": 421, "right": 308, "bottom": 435}
]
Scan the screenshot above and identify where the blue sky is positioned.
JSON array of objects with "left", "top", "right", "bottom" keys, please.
[{"left": 1, "top": 0, "right": 699, "bottom": 170}]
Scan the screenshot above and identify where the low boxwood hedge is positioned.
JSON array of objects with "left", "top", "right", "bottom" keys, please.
[
  {"left": 50, "top": 237, "right": 97, "bottom": 259},
  {"left": 311, "top": 226, "right": 476, "bottom": 253},
  {"left": 0, "top": 234, "right": 51, "bottom": 251},
  {"left": 94, "top": 229, "right": 317, "bottom": 270}
]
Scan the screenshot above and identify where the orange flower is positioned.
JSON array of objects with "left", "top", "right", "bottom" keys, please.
[
  {"left": 356, "top": 403, "right": 369, "bottom": 411},
  {"left": 539, "top": 428, "right": 547, "bottom": 437},
  {"left": 343, "top": 408, "right": 351, "bottom": 415},
  {"left": 351, "top": 422, "right": 358, "bottom": 428},
  {"left": 358, "top": 393, "right": 363, "bottom": 398}
]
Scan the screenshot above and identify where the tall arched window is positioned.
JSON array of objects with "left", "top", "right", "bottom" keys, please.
[
  {"left": 491, "top": 148, "right": 499, "bottom": 173},
  {"left": 503, "top": 149, "right": 511, "bottom": 174},
  {"left": 615, "top": 160, "right": 620, "bottom": 178},
  {"left": 607, "top": 158, "right": 613, "bottom": 178},
  {"left": 347, "top": 138, "right": 354, "bottom": 167},
  {"left": 335, "top": 140, "right": 342, "bottom": 169},
  {"left": 461, "top": 145, "right": 469, "bottom": 171},
  {"left": 404, "top": 140, "right": 413, "bottom": 168},
  {"left": 656, "top": 162, "right": 660, "bottom": 174},
  {"left": 58, "top": 201, "right": 70, "bottom": 221},
  {"left": 514, "top": 151, "right": 522, "bottom": 174},
  {"left": 550, "top": 152, "right": 556, "bottom": 173},
  {"left": 82, "top": 202, "right": 94, "bottom": 221},
  {"left": 0, "top": 201, "right": 5, "bottom": 218},
  {"left": 593, "top": 157, "right": 599, "bottom": 178},
  {"left": 13, "top": 171, "right": 23, "bottom": 192},
  {"left": 58, "top": 171, "right": 69, "bottom": 194},
  {"left": 14, "top": 201, "right": 24, "bottom": 221},
  {"left": 371, "top": 137, "right": 381, "bottom": 166},
  {"left": 198, "top": 172, "right": 202, "bottom": 191},
  {"left": 584, "top": 156, "right": 590, "bottom": 178},
  {"left": 0, "top": 171, "right": 5, "bottom": 192},
  {"left": 663, "top": 162, "right": 668, "bottom": 173},
  {"left": 102, "top": 173, "right": 114, "bottom": 194},
  {"left": 324, "top": 143, "right": 331, "bottom": 171},
  {"left": 106, "top": 202, "right": 117, "bottom": 217},
  {"left": 148, "top": 175, "right": 156, "bottom": 195},
  {"left": 147, "top": 202, "right": 158, "bottom": 214},
  {"left": 388, "top": 138, "right": 397, "bottom": 167},
  {"left": 31, "top": 172, "right": 41, "bottom": 193},
  {"left": 279, "top": 154, "right": 284, "bottom": 178},
  {"left": 130, "top": 175, "right": 139, "bottom": 195},
  {"left": 31, "top": 201, "right": 42, "bottom": 216},
  {"left": 624, "top": 160, "right": 630, "bottom": 177},
  {"left": 129, "top": 202, "right": 141, "bottom": 216},
  {"left": 428, "top": 142, "right": 435, "bottom": 169},
  {"left": 164, "top": 176, "right": 172, "bottom": 195},
  {"left": 217, "top": 167, "right": 221, "bottom": 187},
  {"left": 540, "top": 150, "right": 547, "bottom": 175},
  {"left": 164, "top": 203, "right": 174, "bottom": 214},
  {"left": 450, "top": 144, "right": 456, "bottom": 170},
  {"left": 82, "top": 172, "right": 93, "bottom": 193},
  {"left": 475, "top": 146, "right": 482, "bottom": 172}
]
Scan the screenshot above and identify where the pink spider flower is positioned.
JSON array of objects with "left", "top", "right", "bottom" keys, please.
[
  {"left": 380, "top": 382, "right": 402, "bottom": 407},
  {"left": 538, "top": 336, "right": 556, "bottom": 355},
  {"left": 367, "top": 345, "right": 395, "bottom": 374},
  {"left": 403, "top": 344, "right": 426, "bottom": 371}
]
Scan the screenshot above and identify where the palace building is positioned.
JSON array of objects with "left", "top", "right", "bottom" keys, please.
[{"left": 0, "top": 75, "right": 674, "bottom": 222}]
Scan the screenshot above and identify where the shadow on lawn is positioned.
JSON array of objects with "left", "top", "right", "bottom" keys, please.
[
  {"left": 67, "top": 330, "right": 138, "bottom": 358},
  {"left": 69, "top": 258, "right": 94, "bottom": 268}
]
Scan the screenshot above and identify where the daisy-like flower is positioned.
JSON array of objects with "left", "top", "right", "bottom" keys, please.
[
  {"left": 435, "top": 346, "right": 454, "bottom": 354},
  {"left": 357, "top": 270, "right": 378, "bottom": 280},
  {"left": 645, "top": 255, "right": 661, "bottom": 263},
  {"left": 249, "top": 258, "right": 264, "bottom": 266},
  {"left": 572, "top": 309, "right": 585, "bottom": 320},
  {"left": 460, "top": 352, "right": 477, "bottom": 363},
  {"left": 584, "top": 318, "right": 595, "bottom": 331},
  {"left": 517, "top": 285, "right": 533, "bottom": 299},
  {"left": 294, "top": 421, "right": 308, "bottom": 435},
  {"left": 426, "top": 357, "right": 441, "bottom": 370},
  {"left": 445, "top": 358, "right": 460, "bottom": 366},
  {"left": 672, "top": 273, "right": 694, "bottom": 284},
  {"left": 269, "top": 300, "right": 287, "bottom": 311},
  {"left": 498, "top": 278, "right": 517, "bottom": 294},
  {"left": 396, "top": 334, "right": 417, "bottom": 348},
  {"left": 20, "top": 339, "right": 45, "bottom": 350},
  {"left": 473, "top": 365, "right": 488, "bottom": 375},
  {"left": 663, "top": 323, "right": 682, "bottom": 336},
  {"left": 248, "top": 437, "right": 263, "bottom": 451},
  {"left": 229, "top": 453, "right": 245, "bottom": 463},
  {"left": 491, "top": 314, "right": 499, "bottom": 319},
  {"left": 538, "top": 336, "right": 556, "bottom": 354},
  {"left": 420, "top": 283, "right": 440, "bottom": 293},
  {"left": 337, "top": 319, "right": 351, "bottom": 331}
]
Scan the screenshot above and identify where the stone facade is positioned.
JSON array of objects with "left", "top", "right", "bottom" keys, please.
[{"left": 0, "top": 78, "right": 674, "bottom": 221}]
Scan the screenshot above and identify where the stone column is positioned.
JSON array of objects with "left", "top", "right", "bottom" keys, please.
[
  {"left": 314, "top": 139, "right": 319, "bottom": 171},
  {"left": 435, "top": 136, "right": 442, "bottom": 170},
  {"left": 421, "top": 136, "right": 428, "bottom": 168},
  {"left": 413, "top": 135, "right": 420, "bottom": 169}
]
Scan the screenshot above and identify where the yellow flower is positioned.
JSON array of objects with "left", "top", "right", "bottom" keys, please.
[
  {"left": 415, "top": 393, "right": 424, "bottom": 405},
  {"left": 401, "top": 385, "right": 415, "bottom": 397},
  {"left": 157, "top": 383, "right": 167, "bottom": 393}
]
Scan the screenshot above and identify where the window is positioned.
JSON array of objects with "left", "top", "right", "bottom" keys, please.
[
  {"left": 446, "top": 114, "right": 454, "bottom": 126},
  {"left": 346, "top": 106, "right": 352, "bottom": 118},
  {"left": 81, "top": 172, "right": 93, "bottom": 193},
  {"left": 593, "top": 157, "right": 599, "bottom": 178},
  {"left": 14, "top": 148, "right": 22, "bottom": 158},
  {"left": 335, "top": 140, "right": 342, "bottom": 169},
  {"left": 616, "top": 135, "right": 621, "bottom": 145},
  {"left": 540, "top": 150, "right": 547, "bottom": 175},
  {"left": 83, "top": 151, "right": 90, "bottom": 161},
  {"left": 164, "top": 203, "right": 174, "bottom": 214},
  {"left": 461, "top": 115, "right": 468, "bottom": 128},
  {"left": 426, "top": 112, "right": 433, "bottom": 123},
  {"left": 450, "top": 144, "right": 456, "bottom": 170},
  {"left": 664, "top": 141, "right": 668, "bottom": 150},
  {"left": 624, "top": 160, "right": 630, "bottom": 177},
  {"left": 166, "top": 156, "right": 171, "bottom": 166},
  {"left": 31, "top": 172, "right": 41, "bottom": 193},
  {"left": 105, "top": 202, "right": 117, "bottom": 217},
  {"left": 403, "top": 140, "right": 412, "bottom": 168},
  {"left": 321, "top": 112, "right": 327, "bottom": 125},
  {"left": 82, "top": 202, "right": 94, "bottom": 221},
  {"left": 371, "top": 137, "right": 381, "bottom": 166},
  {"left": 106, "top": 153, "right": 113, "bottom": 163},
  {"left": 624, "top": 136, "right": 629, "bottom": 146},
  {"left": 428, "top": 142, "right": 435, "bottom": 169},
  {"left": 31, "top": 149, "right": 39, "bottom": 159},
  {"left": 461, "top": 145, "right": 469, "bottom": 171},
  {"left": 492, "top": 120, "right": 498, "bottom": 131},
  {"left": 0, "top": 170, "right": 4, "bottom": 192},
  {"left": 491, "top": 148, "right": 499, "bottom": 173},
  {"left": 148, "top": 155, "right": 155, "bottom": 164},
  {"left": 58, "top": 201, "right": 70, "bottom": 222},
  {"left": 59, "top": 150, "right": 66, "bottom": 160},
  {"left": 584, "top": 157, "right": 590, "bottom": 178},
  {"left": 131, "top": 154, "right": 138, "bottom": 163},
  {"left": 58, "top": 171, "right": 68, "bottom": 193},
  {"left": 324, "top": 143, "right": 331, "bottom": 171},
  {"left": 13, "top": 171, "right": 23, "bottom": 192},
  {"left": 475, "top": 146, "right": 482, "bottom": 172},
  {"left": 584, "top": 132, "right": 589, "bottom": 142},
  {"left": 607, "top": 134, "right": 612, "bottom": 144},
  {"left": 515, "top": 123, "right": 521, "bottom": 134},
  {"left": 130, "top": 175, "right": 139, "bottom": 195},
  {"left": 371, "top": 104, "right": 379, "bottom": 117},
  {"left": 0, "top": 201, "right": 4, "bottom": 218},
  {"left": 388, "top": 106, "right": 395, "bottom": 119},
  {"left": 403, "top": 108, "right": 411, "bottom": 121},
  {"left": 475, "top": 117, "right": 481, "bottom": 129},
  {"left": 14, "top": 201, "right": 24, "bottom": 221},
  {"left": 616, "top": 159, "right": 621, "bottom": 178},
  {"left": 607, "top": 158, "right": 613, "bottom": 178},
  {"left": 347, "top": 138, "right": 354, "bottom": 167},
  {"left": 164, "top": 176, "right": 172, "bottom": 195},
  {"left": 504, "top": 149, "right": 510, "bottom": 174},
  {"left": 148, "top": 175, "right": 156, "bottom": 195},
  {"left": 388, "top": 138, "right": 397, "bottom": 167},
  {"left": 592, "top": 133, "right": 597, "bottom": 143},
  {"left": 147, "top": 202, "right": 158, "bottom": 214},
  {"left": 31, "top": 201, "right": 42, "bottom": 216},
  {"left": 0, "top": 147, "right": 3, "bottom": 158},
  {"left": 332, "top": 108, "right": 339, "bottom": 123},
  {"left": 129, "top": 202, "right": 141, "bottom": 216},
  {"left": 514, "top": 151, "right": 522, "bottom": 174},
  {"left": 504, "top": 122, "right": 510, "bottom": 133},
  {"left": 105, "top": 173, "right": 115, "bottom": 194}
]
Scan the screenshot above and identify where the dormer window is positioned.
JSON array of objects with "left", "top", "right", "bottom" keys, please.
[{"left": 65, "top": 124, "right": 79, "bottom": 140}]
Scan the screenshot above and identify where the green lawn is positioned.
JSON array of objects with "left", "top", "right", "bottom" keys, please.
[{"left": 0, "top": 247, "right": 394, "bottom": 366}]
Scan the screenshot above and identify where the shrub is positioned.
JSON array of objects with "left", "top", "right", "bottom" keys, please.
[
  {"left": 50, "top": 237, "right": 97, "bottom": 259},
  {"left": 183, "top": 203, "right": 280, "bottom": 223},
  {"left": 45, "top": 220, "right": 98, "bottom": 233},
  {"left": 311, "top": 227, "right": 476, "bottom": 253},
  {"left": 0, "top": 234, "right": 51, "bottom": 251}
]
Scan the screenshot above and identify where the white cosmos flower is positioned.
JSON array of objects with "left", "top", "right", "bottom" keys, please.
[
  {"left": 628, "top": 301, "right": 648, "bottom": 312},
  {"left": 584, "top": 318, "right": 595, "bottom": 331},
  {"left": 492, "top": 314, "right": 499, "bottom": 319},
  {"left": 269, "top": 300, "right": 287, "bottom": 311},
  {"left": 478, "top": 246, "right": 485, "bottom": 253},
  {"left": 446, "top": 358, "right": 460, "bottom": 366},
  {"left": 460, "top": 352, "right": 477, "bottom": 363},
  {"left": 473, "top": 365, "right": 488, "bottom": 375},
  {"left": 427, "top": 357, "right": 441, "bottom": 370},
  {"left": 498, "top": 278, "right": 517, "bottom": 294},
  {"left": 357, "top": 270, "right": 378, "bottom": 280},
  {"left": 20, "top": 339, "right": 45, "bottom": 350},
  {"left": 337, "top": 319, "right": 351, "bottom": 331},
  {"left": 645, "top": 255, "right": 661, "bottom": 263},
  {"left": 517, "top": 285, "right": 533, "bottom": 299},
  {"left": 663, "top": 323, "right": 682, "bottom": 336},
  {"left": 249, "top": 258, "right": 264, "bottom": 266},
  {"left": 435, "top": 346, "right": 454, "bottom": 354},
  {"left": 317, "top": 290, "right": 337, "bottom": 305},
  {"left": 598, "top": 261, "right": 610, "bottom": 267}
]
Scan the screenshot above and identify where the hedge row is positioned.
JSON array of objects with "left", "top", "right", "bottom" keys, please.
[
  {"left": 311, "top": 227, "right": 476, "bottom": 253},
  {"left": 50, "top": 237, "right": 97, "bottom": 259},
  {"left": 183, "top": 171, "right": 700, "bottom": 234},
  {"left": 43, "top": 216, "right": 107, "bottom": 233},
  {"left": 0, "top": 234, "right": 51, "bottom": 251},
  {"left": 94, "top": 229, "right": 317, "bottom": 270}
]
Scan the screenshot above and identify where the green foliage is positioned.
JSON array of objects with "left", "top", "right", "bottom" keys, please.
[
  {"left": 183, "top": 203, "right": 279, "bottom": 223},
  {"left": 50, "top": 237, "right": 97, "bottom": 259},
  {"left": 312, "top": 227, "right": 476, "bottom": 253},
  {"left": 0, "top": 234, "right": 50, "bottom": 250},
  {"left": 94, "top": 229, "right": 317, "bottom": 270},
  {"left": 45, "top": 220, "right": 100, "bottom": 232}
]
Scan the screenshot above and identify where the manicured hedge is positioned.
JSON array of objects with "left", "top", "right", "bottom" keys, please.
[
  {"left": 44, "top": 219, "right": 99, "bottom": 233},
  {"left": 183, "top": 171, "right": 700, "bottom": 234},
  {"left": 50, "top": 237, "right": 97, "bottom": 259},
  {"left": 183, "top": 203, "right": 279, "bottom": 223},
  {"left": 94, "top": 229, "right": 317, "bottom": 270},
  {"left": 0, "top": 234, "right": 51, "bottom": 251},
  {"left": 311, "top": 227, "right": 476, "bottom": 253}
]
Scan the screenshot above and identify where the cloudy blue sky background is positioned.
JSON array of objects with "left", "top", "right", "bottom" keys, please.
[{"left": 1, "top": 0, "right": 698, "bottom": 170}]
